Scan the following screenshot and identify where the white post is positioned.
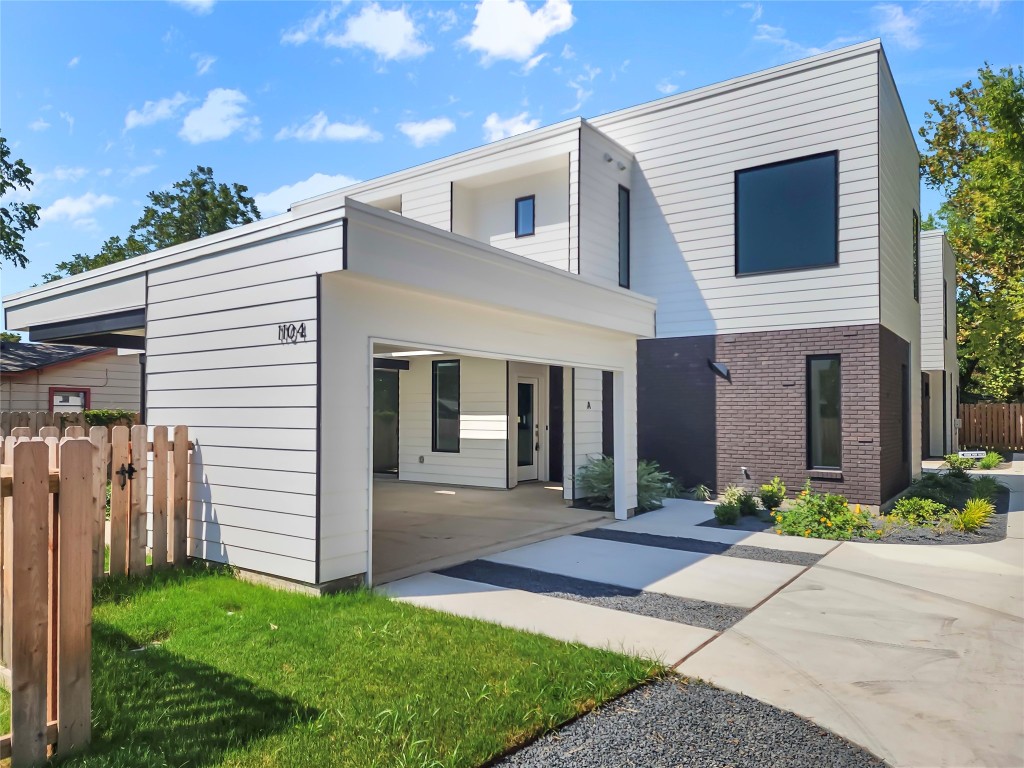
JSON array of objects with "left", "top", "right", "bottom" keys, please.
[
  {"left": 563, "top": 368, "right": 574, "bottom": 502},
  {"left": 613, "top": 369, "right": 628, "bottom": 520}
]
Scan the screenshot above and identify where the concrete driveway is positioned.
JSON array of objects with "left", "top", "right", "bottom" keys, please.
[{"left": 384, "top": 458, "right": 1024, "bottom": 767}]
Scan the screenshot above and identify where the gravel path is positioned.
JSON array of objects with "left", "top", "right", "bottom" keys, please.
[
  {"left": 439, "top": 560, "right": 747, "bottom": 632},
  {"left": 859, "top": 487, "right": 1010, "bottom": 545},
  {"left": 495, "top": 677, "right": 887, "bottom": 768},
  {"left": 578, "top": 528, "right": 823, "bottom": 567}
]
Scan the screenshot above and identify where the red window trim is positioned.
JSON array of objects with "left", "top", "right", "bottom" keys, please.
[{"left": 48, "top": 386, "right": 92, "bottom": 413}]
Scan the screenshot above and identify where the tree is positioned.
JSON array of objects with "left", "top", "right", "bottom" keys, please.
[
  {"left": 0, "top": 331, "right": 22, "bottom": 342},
  {"left": 0, "top": 132, "right": 41, "bottom": 268},
  {"left": 919, "top": 65, "right": 1024, "bottom": 402},
  {"left": 45, "top": 165, "right": 260, "bottom": 281}
]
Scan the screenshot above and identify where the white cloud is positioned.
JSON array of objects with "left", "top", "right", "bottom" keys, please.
[
  {"left": 740, "top": 2, "right": 763, "bottom": 21},
  {"left": 192, "top": 53, "right": 216, "bottom": 75},
  {"left": 522, "top": 52, "right": 547, "bottom": 73},
  {"left": 67, "top": 56, "right": 80, "bottom": 68},
  {"left": 98, "top": 168, "right": 113, "bottom": 177},
  {"left": 170, "top": 0, "right": 215, "bottom": 15},
  {"left": 281, "top": 6, "right": 342, "bottom": 45},
  {"left": 753, "top": 24, "right": 858, "bottom": 58},
  {"left": 656, "top": 79, "right": 679, "bottom": 95},
  {"left": 397, "top": 117, "right": 456, "bottom": 147},
  {"left": 29, "top": 118, "right": 50, "bottom": 131},
  {"left": 873, "top": 4, "right": 922, "bottom": 50},
  {"left": 275, "top": 112, "right": 382, "bottom": 142},
  {"left": 323, "top": 4, "right": 431, "bottom": 60},
  {"left": 38, "top": 166, "right": 89, "bottom": 183},
  {"left": 462, "top": 0, "right": 573, "bottom": 64},
  {"left": 59, "top": 111, "right": 75, "bottom": 133},
  {"left": 125, "top": 92, "right": 190, "bottom": 131},
  {"left": 40, "top": 192, "right": 117, "bottom": 224},
  {"left": 560, "top": 43, "right": 575, "bottom": 60},
  {"left": 428, "top": 7, "right": 458, "bottom": 32},
  {"left": 126, "top": 165, "right": 157, "bottom": 179},
  {"left": 179, "top": 88, "right": 260, "bottom": 143},
  {"left": 482, "top": 111, "right": 539, "bottom": 142},
  {"left": 254, "top": 172, "right": 359, "bottom": 216},
  {"left": 566, "top": 64, "right": 600, "bottom": 111}
]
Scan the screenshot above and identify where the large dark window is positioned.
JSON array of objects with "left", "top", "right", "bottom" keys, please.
[
  {"left": 432, "top": 359, "right": 460, "bottom": 453},
  {"left": 736, "top": 151, "right": 838, "bottom": 275},
  {"left": 515, "top": 195, "right": 535, "bottom": 238},
  {"left": 618, "top": 185, "right": 630, "bottom": 288},
  {"left": 912, "top": 210, "right": 920, "bottom": 301},
  {"left": 807, "top": 355, "right": 841, "bottom": 469}
]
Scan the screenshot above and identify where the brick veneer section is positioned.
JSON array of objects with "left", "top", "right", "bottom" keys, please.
[
  {"left": 637, "top": 324, "right": 912, "bottom": 506},
  {"left": 879, "top": 327, "right": 911, "bottom": 502}
]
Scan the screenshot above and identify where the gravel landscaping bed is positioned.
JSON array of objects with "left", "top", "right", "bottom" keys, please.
[
  {"left": 439, "top": 560, "right": 747, "bottom": 632},
  {"left": 578, "top": 528, "right": 823, "bottom": 567},
  {"left": 496, "top": 677, "right": 887, "bottom": 768},
  {"left": 859, "top": 486, "right": 1010, "bottom": 545}
]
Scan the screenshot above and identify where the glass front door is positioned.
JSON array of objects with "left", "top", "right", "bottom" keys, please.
[
  {"left": 517, "top": 379, "right": 538, "bottom": 481},
  {"left": 373, "top": 370, "right": 399, "bottom": 474}
]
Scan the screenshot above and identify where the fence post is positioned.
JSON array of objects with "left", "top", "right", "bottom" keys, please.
[
  {"left": 45, "top": 438, "right": 59, "bottom": 728},
  {"left": 151, "top": 427, "right": 169, "bottom": 570},
  {"left": 10, "top": 440, "right": 49, "bottom": 766},
  {"left": 88, "top": 428, "right": 108, "bottom": 580},
  {"left": 171, "top": 426, "right": 189, "bottom": 566},
  {"left": 57, "top": 439, "right": 93, "bottom": 755},
  {"left": 128, "top": 425, "right": 148, "bottom": 577},
  {"left": 109, "top": 427, "right": 130, "bottom": 577},
  {"left": 1, "top": 435, "right": 13, "bottom": 667}
]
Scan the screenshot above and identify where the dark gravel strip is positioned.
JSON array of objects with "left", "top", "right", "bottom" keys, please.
[
  {"left": 495, "top": 677, "right": 888, "bottom": 768},
  {"left": 578, "top": 528, "right": 824, "bottom": 568},
  {"left": 860, "top": 486, "right": 1011, "bottom": 545},
  {"left": 438, "top": 560, "right": 747, "bottom": 632}
]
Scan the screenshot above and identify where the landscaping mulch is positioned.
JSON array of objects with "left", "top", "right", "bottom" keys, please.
[
  {"left": 440, "top": 560, "right": 747, "bottom": 632},
  {"left": 496, "top": 677, "right": 887, "bottom": 768},
  {"left": 860, "top": 485, "right": 1011, "bottom": 545}
]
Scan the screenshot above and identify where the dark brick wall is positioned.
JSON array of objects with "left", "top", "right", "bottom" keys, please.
[
  {"left": 713, "top": 325, "right": 882, "bottom": 505},
  {"left": 637, "top": 336, "right": 716, "bottom": 488},
  {"left": 879, "top": 327, "right": 911, "bottom": 502}
]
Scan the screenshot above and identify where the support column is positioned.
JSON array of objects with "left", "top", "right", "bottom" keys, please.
[
  {"left": 612, "top": 369, "right": 638, "bottom": 520},
  {"left": 562, "top": 368, "right": 574, "bottom": 502}
]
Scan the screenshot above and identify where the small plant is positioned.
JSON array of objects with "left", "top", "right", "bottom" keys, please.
[
  {"left": 978, "top": 451, "right": 1003, "bottom": 470},
  {"left": 891, "top": 496, "right": 947, "bottom": 526},
  {"left": 83, "top": 408, "right": 136, "bottom": 427},
  {"left": 713, "top": 500, "right": 740, "bottom": 525},
  {"left": 575, "top": 456, "right": 676, "bottom": 512},
  {"left": 773, "top": 481, "right": 877, "bottom": 540},
  {"left": 677, "top": 484, "right": 713, "bottom": 501},
  {"left": 944, "top": 453, "right": 976, "bottom": 479},
  {"left": 719, "top": 485, "right": 758, "bottom": 517},
  {"left": 906, "top": 472, "right": 970, "bottom": 506},
  {"left": 758, "top": 476, "right": 786, "bottom": 511},
  {"left": 970, "top": 475, "right": 1004, "bottom": 501},
  {"left": 948, "top": 497, "right": 995, "bottom": 533}
]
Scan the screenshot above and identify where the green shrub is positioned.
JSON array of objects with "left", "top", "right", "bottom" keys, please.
[
  {"left": 680, "top": 484, "right": 713, "bottom": 501},
  {"left": 575, "top": 456, "right": 676, "bottom": 512},
  {"left": 906, "top": 472, "right": 969, "bottom": 506},
  {"left": 978, "top": 451, "right": 1003, "bottom": 470},
  {"left": 944, "top": 453, "right": 976, "bottom": 479},
  {"left": 891, "top": 496, "right": 947, "bottom": 526},
  {"left": 949, "top": 497, "right": 995, "bottom": 532},
  {"left": 719, "top": 485, "right": 759, "bottom": 516},
  {"left": 83, "top": 408, "right": 136, "bottom": 427},
  {"left": 758, "top": 476, "right": 786, "bottom": 511},
  {"left": 773, "top": 481, "right": 877, "bottom": 540},
  {"left": 970, "top": 475, "right": 1004, "bottom": 501},
  {"left": 713, "top": 501, "right": 740, "bottom": 525}
]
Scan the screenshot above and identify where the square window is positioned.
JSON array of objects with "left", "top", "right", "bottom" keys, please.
[
  {"left": 515, "top": 195, "right": 535, "bottom": 238},
  {"left": 736, "top": 152, "right": 838, "bottom": 275}
]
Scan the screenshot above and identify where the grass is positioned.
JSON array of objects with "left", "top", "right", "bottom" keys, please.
[{"left": 0, "top": 566, "right": 658, "bottom": 767}]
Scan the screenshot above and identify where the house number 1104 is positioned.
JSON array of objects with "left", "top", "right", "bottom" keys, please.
[{"left": 278, "top": 323, "right": 307, "bottom": 344}]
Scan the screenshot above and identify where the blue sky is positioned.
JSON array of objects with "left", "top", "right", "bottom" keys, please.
[{"left": 1, "top": 0, "right": 1021, "bottom": 309}]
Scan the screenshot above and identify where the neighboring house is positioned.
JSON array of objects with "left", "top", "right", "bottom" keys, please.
[
  {"left": 920, "top": 230, "right": 959, "bottom": 457},
  {"left": 0, "top": 341, "right": 142, "bottom": 413},
  {"left": 2, "top": 40, "right": 939, "bottom": 591}
]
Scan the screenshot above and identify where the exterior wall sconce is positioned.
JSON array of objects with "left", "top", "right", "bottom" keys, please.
[{"left": 708, "top": 360, "right": 730, "bottom": 381}]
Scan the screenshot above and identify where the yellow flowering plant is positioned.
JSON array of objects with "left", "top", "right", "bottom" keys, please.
[{"left": 772, "top": 480, "right": 877, "bottom": 540}]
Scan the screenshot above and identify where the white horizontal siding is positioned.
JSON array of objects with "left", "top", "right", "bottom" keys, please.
[
  {"left": 573, "top": 367, "right": 604, "bottom": 498},
  {"left": 397, "top": 355, "right": 507, "bottom": 488},
  {"left": 402, "top": 183, "right": 451, "bottom": 231},
  {"left": 920, "top": 232, "right": 956, "bottom": 372},
  {"left": 146, "top": 225, "right": 328, "bottom": 584},
  {"left": 579, "top": 124, "right": 632, "bottom": 287},
  {"left": 592, "top": 51, "right": 884, "bottom": 336}
]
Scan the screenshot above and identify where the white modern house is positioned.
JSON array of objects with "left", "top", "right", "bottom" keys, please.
[
  {"left": 920, "top": 229, "right": 959, "bottom": 457},
  {"left": 2, "top": 39, "right": 937, "bottom": 592}
]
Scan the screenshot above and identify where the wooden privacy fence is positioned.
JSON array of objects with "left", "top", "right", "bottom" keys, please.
[
  {"left": 0, "top": 411, "right": 139, "bottom": 435},
  {"left": 959, "top": 403, "right": 1024, "bottom": 452},
  {"left": 0, "top": 425, "right": 191, "bottom": 766}
]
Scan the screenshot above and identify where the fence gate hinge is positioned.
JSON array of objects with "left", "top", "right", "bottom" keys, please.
[{"left": 115, "top": 463, "right": 137, "bottom": 490}]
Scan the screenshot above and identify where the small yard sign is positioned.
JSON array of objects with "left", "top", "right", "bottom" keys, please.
[{"left": 958, "top": 450, "right": 987, "bottom": 459}]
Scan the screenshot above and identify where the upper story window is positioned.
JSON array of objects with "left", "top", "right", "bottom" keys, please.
[
  {"left": 618, "top": 185, "right": 630, "bottom": 288},
  {"left": 735, "top": 151, "right": 838, "bottom": 275},
  {"left": 912, "top": 210, "right": 920, "bottom": 301},
  {"left": 515, "top": 195, "right": 535, "bottom": 238},
  {"left": 943, "top": 278, "right": 948, "bottom": 339}
]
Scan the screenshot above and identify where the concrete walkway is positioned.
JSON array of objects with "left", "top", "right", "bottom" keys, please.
[{"left": 382, "top": 458, "right": 1024, "bottom": 767}]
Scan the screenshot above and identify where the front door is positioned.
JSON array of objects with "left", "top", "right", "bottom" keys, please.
[
  {"left": 373, "top": 370, "right": 399, "bottom": 474},
  {"left": 517, "top": 378, "right": 539, "bottom": 481}
]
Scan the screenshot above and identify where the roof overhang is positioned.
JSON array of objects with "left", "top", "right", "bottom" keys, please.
[{"left": 28, "top": 308, "right": 147, "bottom": 349}]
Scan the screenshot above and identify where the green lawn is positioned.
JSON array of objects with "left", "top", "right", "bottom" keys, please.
[{"left": 0, "top": 566, "right": 658, "bottom": 767}]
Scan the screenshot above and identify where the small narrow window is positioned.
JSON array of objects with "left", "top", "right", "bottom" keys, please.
[
  {"left": 514, "top": 195, "right": 535, "bottom": 238},
  {"left": 943, "top": 278, "right": 948, "bottom": 339},
  {"left": 807, "top": 355, "right": 841, "bottom": 469},
  {"left": 432, "top": 360, "right": 460, "bottom": 453},
  {"left": 618, "top": 185, "right": 630, "bottom": 288},
  {"left": 912, "top": 210, "right": 920, "bottom": 301}
]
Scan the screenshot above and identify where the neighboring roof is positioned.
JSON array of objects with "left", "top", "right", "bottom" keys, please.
[{"left": 0, "top": 341, "right": 102, "bottom": 373}]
